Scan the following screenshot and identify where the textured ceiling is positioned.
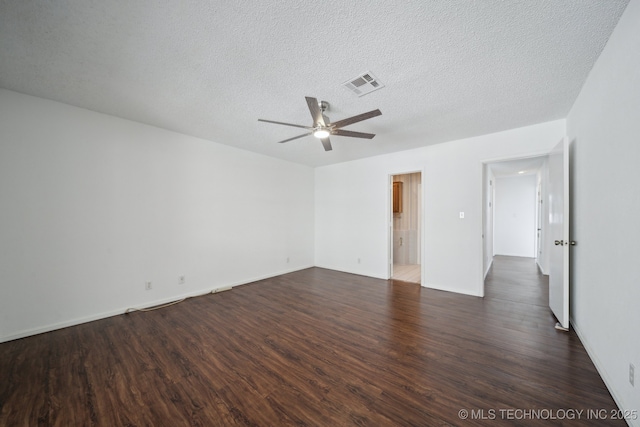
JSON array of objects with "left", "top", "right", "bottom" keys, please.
[{"left": 0, "top": 0, "right": 629, "bottom": 167}]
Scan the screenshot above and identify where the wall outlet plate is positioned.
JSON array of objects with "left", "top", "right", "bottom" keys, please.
[
  {"left": 145, "top": 281, "right": 152, "bottom": 290},
  {"left": 630, "top": 363, "right": 635, "bottom": 386},
  {"left": 179, "top": 275, "right": 185, "bottom": 284}
]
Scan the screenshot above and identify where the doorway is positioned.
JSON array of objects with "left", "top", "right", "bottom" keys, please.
[
  {"left": 390, "top": 172, "right": 422, "bottom": 283},
  {"left": 482, "top": 155, "right": 549, "bottom": 295}
]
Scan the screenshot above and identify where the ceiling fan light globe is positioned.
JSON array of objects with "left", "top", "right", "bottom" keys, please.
[{"left": 313, "top": 129, "right": 330, "bottom": 139}]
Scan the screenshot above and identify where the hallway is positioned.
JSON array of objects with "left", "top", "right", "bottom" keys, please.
[{"left": 485, "top": 255, "right": 549, "bottom": 307}]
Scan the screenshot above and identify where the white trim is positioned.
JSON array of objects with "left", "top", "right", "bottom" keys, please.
[
  {"left": 536, "top": 259, "right": 548, "bottom": 275},
  {"left": 571, "top": 318, "right": 636, "bottom": 427},
  {"left": 494, "top": 252, "right": 537, "bottom": 258},
  {"left": 422, "top": 282, "right": 483, "bottom": 297},
  {"left": 481, "top": 150, "right": 553, "bottom": 165},
  {"left": 0, "top": 265, "right": 314, "bottom": 344},
  {"left": 388, "top": 174, "right": 394, "bottom": 280},
  {"left": 480, "top": 148, "right": 559, "bottom": 299},
  {"left": 312, "top": 264, "right": 387, "bottom": 281},
  {"left": 484, "top": 257, "right": 494, "bottom": 279},
  {"left": 226, "top": 264, "right": 314, "bottom": 287},
  {"left": 388, "top": 169, "right": 425, "bottom": 283}
]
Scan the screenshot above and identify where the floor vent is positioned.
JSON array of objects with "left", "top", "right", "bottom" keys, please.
[{"left": 342, "top": 72, "right": 384, "bottom": 97}]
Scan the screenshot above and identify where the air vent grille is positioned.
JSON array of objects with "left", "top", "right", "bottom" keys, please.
[
  {"left": 343, "top": 72, "right": 384, "bottom": 97},
  {"left": 351, "top": 77, "right": 367, "bottom": 87}
]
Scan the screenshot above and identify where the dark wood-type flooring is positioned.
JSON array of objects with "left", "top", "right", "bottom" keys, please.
[{"left": 0, "top": 256, "right": 622, "bottom": 426}]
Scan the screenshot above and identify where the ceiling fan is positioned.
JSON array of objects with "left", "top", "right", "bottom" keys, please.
[{"left": 258, "top": 96, "right": 381, "bottom": 151}]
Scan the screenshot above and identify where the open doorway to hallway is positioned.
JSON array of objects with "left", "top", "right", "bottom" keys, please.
[
  {"left": 483, "top": 155, "right": 549, "bottom": 293},
  {"left": 391, "top": 172, "right": 421, "bottom": 284}
]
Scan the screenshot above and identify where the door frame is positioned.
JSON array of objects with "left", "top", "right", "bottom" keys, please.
[
  {"left": 480, "top": 151, "right": 550, "bottom": 296},
  {"left": 388, "top": 170, "right": 424, "bottom": 285},
  {"left": 535, "top": 179, "right": 544, "bottom": 272},
  {"left": 483, "top": 164, "right": 495, "bottom": 279}
]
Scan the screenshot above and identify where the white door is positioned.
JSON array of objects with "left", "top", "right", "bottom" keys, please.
[
  {"left": 548, "top": 137, "right": 570, "bottom": 330},
  {"left": 536, "top": 183, "right": 542, "bottom": 262}
]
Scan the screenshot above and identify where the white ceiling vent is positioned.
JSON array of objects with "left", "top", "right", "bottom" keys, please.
[{"left": 342, "top": 72, "right": 384, "bottom": 97}]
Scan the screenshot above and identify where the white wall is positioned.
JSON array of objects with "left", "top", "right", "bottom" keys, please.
[
  {"left": 493, "top": 175, "right": 537, "bottom": 257},
  {"left": 315, "top": 119, "right": 565, "bottom": 297},
  {"left": 0, "top": 89, "right": 315, "bottom": 342},
  {"left": 566, "top": 0, "right": 640, "bottom": 422},
  {"left": 482, "top": 165, "right": 494, "bottom": 277}
]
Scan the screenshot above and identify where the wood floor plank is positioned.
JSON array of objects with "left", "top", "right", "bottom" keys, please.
[{"left": 0, "top": 256, "right": 623, "bottom": 426}]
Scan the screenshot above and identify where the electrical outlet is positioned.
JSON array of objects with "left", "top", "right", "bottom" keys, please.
[
  {"left": 286, "top": 257, "right": 290, "bottom": 263},
  {"left": 145, "top": 281, "right": 152, "bottom": 290},
  {"left": 179, "top": 275, "right": 185, "bottom": 285},
  {"left": 357, "top": 258, "right": 361, "bottom": 264},
  {"left": 459, "top": 212, "right": 465, "bottom": 219},
  {"left": 630, "top": 363, "right": 635, "bottom": 387}
]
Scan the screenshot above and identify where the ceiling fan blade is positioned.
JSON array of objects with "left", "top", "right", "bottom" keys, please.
[
  {"left": 276, "top": 133, "right": 312, "bottom": 144},
  {"left": 320, "top": 137, "right": 332, "bottom": 151},
  {"left": 258, "top": 119, "right": 312, "bottom": 130},
  {"left": 332, "top": 129, "right": 376, "bottom": 139},
  {"left": 330, "top": 109, "right": 381, "bottom": 129},
  {"left": 305, "top": 96, "right": 326, "bottom": 126}
]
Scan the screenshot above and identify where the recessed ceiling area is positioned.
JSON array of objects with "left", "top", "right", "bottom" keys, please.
[{"left": 0, "top": 0, "right": 629, "bottom": 167}]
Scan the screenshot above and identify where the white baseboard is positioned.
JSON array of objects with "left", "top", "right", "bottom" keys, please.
[
  {"left": 1, "top": 306, "right": 137, "bottom": 344},
  {"left": 571, "top": 317, "right": 637, "bottom": 427},
  {"left": 228, "top": 264, "right": 314, "bottom": 288},
  {"left": 494, "top": 253, "right": 536, "bottom": 258},
  {"left": 421, "top": 282, "right": 483, "bottom": 297},
  {"left": 0, "top": 264, "right": 314, "bottom": 344},
  {"left": 536, "top": 259, "right": 548, "bottom": 275},
  {"left": 484, "top": 257, "right": 494, "bottom": 279},
  {"left": 312, "top": 264, "right": 387, "bottom": 280}
]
